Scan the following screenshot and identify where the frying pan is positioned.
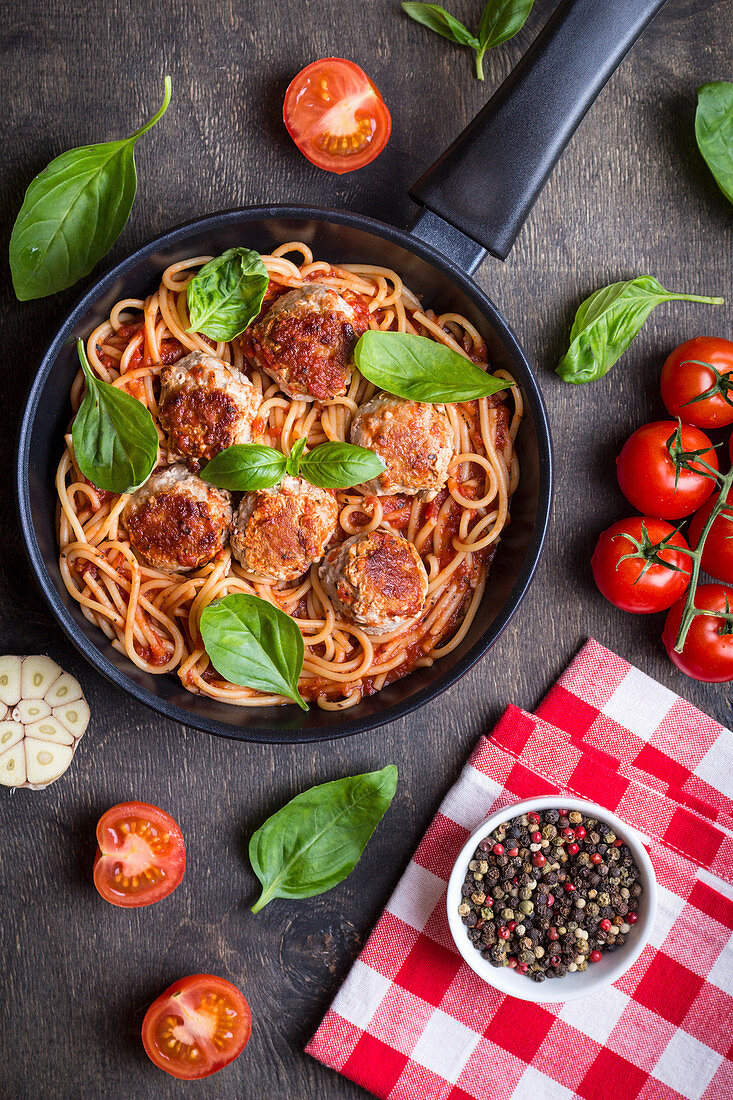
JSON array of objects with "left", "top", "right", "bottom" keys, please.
[{"left": 16, "top": 0, "right": 666, "bottom": 743}]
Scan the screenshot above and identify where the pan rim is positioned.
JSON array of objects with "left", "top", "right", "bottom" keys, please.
[{"left": 16, "top": 203, "right": 553, "bottom": 743}]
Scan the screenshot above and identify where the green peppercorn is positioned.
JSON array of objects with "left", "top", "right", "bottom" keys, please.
[{"left": 519, "top": 900, "right": 534, "bottom": 915}]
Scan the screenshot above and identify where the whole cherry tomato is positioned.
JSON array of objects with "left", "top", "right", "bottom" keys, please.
[
  {"left": 688, "top": 488, "right": 733, "bottom": 584},
  {"left": 660, "top": 337, "right": 733, "bottom": 429},
  {"left": 93, "top": 802, "right": 185, "bottom": 908},
  {"left": 662, "top": 583, "right": 733, "bottom": 682},
  {"left": 616, "top": 420, "right": 718, "bottom": 519},
  {"left": 283, "top": 58, "right": 391, "bottom": 174},
  {"left": 142, "top": 974, "right": 251, "bottom": 1079},
  {"left": 591, "top": 517, "right": 691, "bottom": 613}
]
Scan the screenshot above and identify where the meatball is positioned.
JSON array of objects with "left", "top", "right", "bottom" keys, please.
[
  {"left": 246, "top": 284, "right": 368, "bottom": 401},
  {"left": 122, "top": 465, "right": 232, "bottom": 573},
  {"left": 318, "top": 529, "right": 429, "bottom": 634},
  {"left": 159, "top": 351, "right": 262, "bottom": 471},
  {"left": 350, "top": 393, "right": 454, "bottom": 497},
  {"left": 230, "top": 476, "right": 339, "bottom": 582}
]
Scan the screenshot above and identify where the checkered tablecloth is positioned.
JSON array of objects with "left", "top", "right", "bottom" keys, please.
[{"left": 306, "top": 641, "right": 733, "bottom": 1100}]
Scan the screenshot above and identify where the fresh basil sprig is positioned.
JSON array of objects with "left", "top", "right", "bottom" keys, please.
[
  {"left": 695, "top": 82, "right": 733, "bottom": 205},
  {"left": 10, "top": 78, "right": 172, "bottom": 301},
  {"left": 402, "top": 0, "right": 534, "bottom": 80},
  {"left": 200, "top": 593, "right": 307, "bottom": 710},
  {"left": 71, "top": 340, "right": 159, "bottom": 493},
  {"left": 186, "top": 247, "right": 269, "bottom": 341},
  {"left": 354, "top": 330, "right": 509, "bottom": 402},
  {"left": 249, "top": 765, "right": 398, "bottom": 912},
  {"left": 200, "top": 440, "right": 386, "bottom": 491},
  {"left": 556, "top": 277, "right": 725, "bottom": 385}
]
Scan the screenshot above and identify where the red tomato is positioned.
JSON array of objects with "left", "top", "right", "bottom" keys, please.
[
  {"left": 283, "top": 58, "right": 391, "bottom": 174},
  {"left": 663, "top": 583, "right": 733, "bottom": 682},
  {"left": 591, "top": 517, "right": 691, "bottom": 613},
  {"left": 660, "top": 337, "right": 733, "bottom": 429},
  {"left": 616, "top": 420, "right": 718, "bottom": 519},
  {"left": 142, "top": 974, "right": 252, "bottom": 1079},
  {"left": 93, "top": 802, "right": 185, "bottom": 908},
  {"left": 688, "top": 488, "right": 733, "bottom": 584}
]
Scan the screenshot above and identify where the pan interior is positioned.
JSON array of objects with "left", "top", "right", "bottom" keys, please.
[{"left": 18, "top": 209, "right": 551, "bottom": 742}]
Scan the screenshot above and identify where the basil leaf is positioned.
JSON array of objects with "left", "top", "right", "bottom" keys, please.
[
  {"left": 249, "top": 765, "right": 398, "bottom": 912},
  {"left": 9, "top": 79, "right": 171, "bottom": 302},
  {"left": 556, "top": 277, "right": 725, "bottom": 385},
  {"left": 200, "top": 594, "right": 307, "bottom": 710},
  {"left": 401, "top": 2, "right": 479, "bottom": 48},
  {"left": 200, "top": 444, "right": 286, "bottom": 491},
  {"left": 476, "top": 0, "right": 534, "bottom": 78},
  {"left": 695, "top": 82, "right": 733, "bottom": 205},
  {"left": 285, "top": 436, "right": 308, "bottom": 477},
  {"left": 71, "top": 340, "right": 158, "bottom": 493},
  {"left": 299, "top": 442, "right": 387, "bottom": 489},
  {"left": 354, "top": 330, "right": 509, "bottom": 403},
  {"left": 187, "top": 248, "right": 269, "bottom": 341}
]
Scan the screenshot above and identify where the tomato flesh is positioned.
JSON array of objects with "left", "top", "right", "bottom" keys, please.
[
  {"left": 591, "top": 517, "right": 691, "bottom": 613},
  {"left": 661, "top": 337, "right": 733, "bottom": 429},
  {"left": 283, "top": 58, "right": 391, "bottom": 173},
  {"left": 142, "top": 975, "right": 251, "bottom": 1079},
  {"left": 93, "top": 801, "right": 185, "bottom": 908},
  {"left": 663, "top": 583, "right": 733, "bottom": 682},
  {"left": 616, "top": 420, "right": 717, "bottom": 519}
]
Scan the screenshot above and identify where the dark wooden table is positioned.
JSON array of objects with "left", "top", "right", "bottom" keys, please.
[{"left": 2, "top": 1, "right": 731, "bottom": 1096}]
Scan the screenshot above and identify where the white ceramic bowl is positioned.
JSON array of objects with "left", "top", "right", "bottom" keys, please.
[{"left": 446, "top": 797, "right": 657, "bottom": 1002}]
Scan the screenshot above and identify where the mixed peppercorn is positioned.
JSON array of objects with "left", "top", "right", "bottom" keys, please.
[{"left": 458, "top": 807, "right": 643, "bottom": 982}]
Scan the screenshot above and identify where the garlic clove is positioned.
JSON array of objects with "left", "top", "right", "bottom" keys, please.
[
  {"left": 21, "top": 656, "right": 63, "bottom": 700},
  {"left": 0, "top": 720, "right": 24, "bottom": 753},
  {"left": 52, "top": 699, "right": 90, "bottom": 740},
  {"left": 24, "top": 738, "right": 73, "bottom": 787},
  {"left": 12, "top": 699, "right": 52, "bottom": 725},
  {"left": 24, "top": 716, "right": 74, "bottom": 747},
  {"left": 0, "top": 655, "right": 22, "bottom": 708},
  {"left": 45, "top": 673, "right": 84, "bottom": 708},
  {"left": 0, "top": 741, "right": 27, "bottom": 786}
]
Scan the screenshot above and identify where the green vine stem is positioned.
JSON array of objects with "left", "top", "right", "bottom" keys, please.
[{"left": 674, "top": 464, "right": 733, "bottom": 652}]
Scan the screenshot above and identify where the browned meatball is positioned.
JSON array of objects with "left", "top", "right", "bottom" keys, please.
[
  {"left": 350, "top": 393, "right": 454, "bottom": 497},
  {"left": 246, "top": 284, "right": 369, "bottom": 401},
  {"left": 230, "top": 476, "right": 339, "bottom": 582},
  {"left": 159, "top": 351, "right": 262, "bottom": 471},
  {"left": 318, "top": 529, "right": 429, "bottom": 633},
  {"left": 122, "top": 465, "right": 232, "bottom": 573}
]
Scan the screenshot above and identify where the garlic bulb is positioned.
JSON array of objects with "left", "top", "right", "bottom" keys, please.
[{"left": 0, "top": 656, "right": 90, "bottom": 789}]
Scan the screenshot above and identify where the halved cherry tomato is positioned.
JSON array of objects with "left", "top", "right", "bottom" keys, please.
[
  {"left": 688, "top": 487, "right": 733, "bottom": 584},
  {"left": 142, "top": 974, "right": 252, "bottom": 1079},
  {"left": 591, "top": 517, "right": 691, "bottom": 613},
  {"left": 616, "top": 420, "right": 718, "bottom": 519},
  {"left": 662, "top": 583, "right": 733, "bottom": 682},
  {"left": 93, "top": 801, "right": 185, "bottom": 908},
  {"left": 283, "top": 58, "right": 391, "bottom": 174},
  {"left": 660, "top": 337, "right": 733, "bottom": 429}
]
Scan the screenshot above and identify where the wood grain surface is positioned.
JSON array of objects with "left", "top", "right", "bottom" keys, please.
[{"left": 1, "top": 1, "right": 731, "bottom": 1097}]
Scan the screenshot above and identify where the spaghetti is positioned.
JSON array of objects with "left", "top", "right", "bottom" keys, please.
[{"left": 56, "top": 243, "right": 522, "bottom": 710}]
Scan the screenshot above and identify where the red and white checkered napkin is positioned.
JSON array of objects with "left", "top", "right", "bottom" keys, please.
[{"left": 306, "top": 641, "right": 733, "bottom": 1100}]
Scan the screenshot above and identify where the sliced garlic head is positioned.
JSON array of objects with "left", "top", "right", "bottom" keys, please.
[{"left": 0, "top": 656, "right": 90, "bottom": 789}]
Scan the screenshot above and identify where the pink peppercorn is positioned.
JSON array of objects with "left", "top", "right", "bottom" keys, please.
[
  {"left": 531, "top": 831, "right": 542, "bottom": 843},
  {"left": 590, "top": 950, "right": 603, "bottom": 963},
  {"left": 498, "top": 926, "right": 510, "bottom": 939},
  {"left": 599, "top": 918, "right": 612, "bottom": 932},
  {"left": 507, "top": 920, "right": 517, "bottom": 931},
  {"left": 627, "top": 912, "right": 638, "bottom": 924},
  {"left": 528, "top": 811, "right": 541, "bottom": 823},
  {"left": 518, "top": 963, "right": 529, "bottom": 974},
  {"left": 574, "top": 825, "right": 586, "bottom": 839},
  {"left": 550, "top": 956, "right": 560, "bottom": 967},
  {"left": 506, "top": 846, "right": 519, "bottom": 857},
  {"left": 567, "top": 842, "right": 580, "bottom": 855},
  {"left": 548, "top": 928, "right": 559, "bottom": 940},
  {"left": 493, "top": 842, "right": 504, "bottom": 855},
  {"left": 532, "top": 852, "right": 546, "bottom": 867},
  {"left": 562, "top": 827, "right": 575, "bottom": 839},
  {"left": 564, "top": 882, "right": 576, "bottom": 893},
  {"left": 546, "top": 893, "right": 554, "bottom": 906},
  {"left": 591, "top": 853, "right": 603, "bottom": 865},
  {"left": 507, "top": 956, "right": 518, "bottom": 969}
]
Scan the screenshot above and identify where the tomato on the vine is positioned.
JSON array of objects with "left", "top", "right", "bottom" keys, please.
[
  {"left": 142, "top": 974, "right": 252, "bottom": 1079},
  {"left": 688, "top": 488, "right": 733, "bottom": 584},
  {"left": 591, "top": 517, "right": 691, "bottom": 613},
  {"left": 93, "top": 802, "right": 185, "bottom": 908},
  {"left": 283, "top": 58, "right": 391, "bottom": 174},
  {"left": 616, "top": 420, "right": 718, "bottom": 519},
  {"left": 660, "top": 337, "right": 733, "bottom": 429},
  {"left": 662, "top": 583, "right": 733, "bottom": 682}
]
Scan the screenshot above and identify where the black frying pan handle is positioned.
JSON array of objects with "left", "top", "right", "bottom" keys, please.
[{"left": 409, "top": 0, "right": 667, "bottom": 261}]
